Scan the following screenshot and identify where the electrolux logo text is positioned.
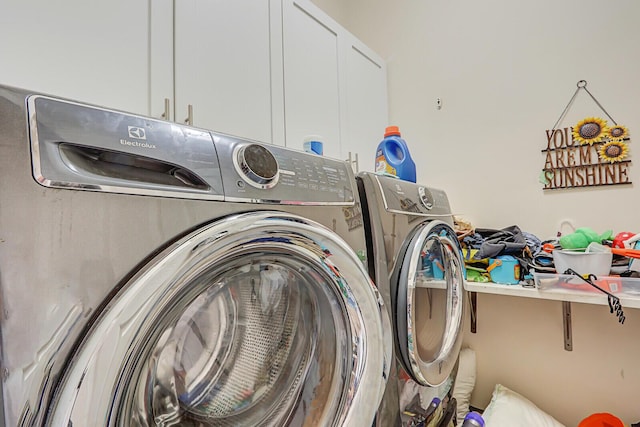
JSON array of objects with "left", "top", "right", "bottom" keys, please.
[
  {"left": 121, "top": 125, "right": 156, "bottom": 149},
  {"left": 128, "top": 126, "right": 146, "bottom": 140}
]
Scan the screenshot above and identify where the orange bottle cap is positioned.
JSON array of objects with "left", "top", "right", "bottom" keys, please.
[{"left": 384, "top": 126, "right": 401, "bottom": 137}]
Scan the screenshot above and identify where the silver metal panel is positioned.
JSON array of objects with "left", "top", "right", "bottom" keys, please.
[
  {"left": 392, "top": 221, "right": 465, "bottom": 387},
  {"left": 29, "top": 93, "right": 358, "bottom": 206},
  {"left": 0, "top": 85, "right": 389, "bottom": 427},
  {"left": 28, "top": 95, "right": 224, "bottom": 200},
  {"left": 214, "top": 133, "right": 357, "bottom": 205},
  {"left": 373, "top": 173, "right": 454, "bottom": 219},
  {"left": 357, "top": 171, "right": 462, "bottom": 426},
  {"left": 47, "top": 212, "right": 387, "bottom": 427}
]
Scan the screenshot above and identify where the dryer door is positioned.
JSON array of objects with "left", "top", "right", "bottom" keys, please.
[
  {"left": 390, "top": 220, "right": 465, "bottom": 387},
  {"left": 46, "top": 211, "right": 389, "bottom": 427}
]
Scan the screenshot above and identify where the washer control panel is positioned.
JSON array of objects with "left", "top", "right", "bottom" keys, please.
[{"left": 216, "top": 135, "right": 356, "bottom": 205}]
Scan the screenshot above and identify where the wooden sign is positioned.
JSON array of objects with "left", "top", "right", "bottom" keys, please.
[{"left": 541, "top": 117, "right": 631, "bottom": 190}]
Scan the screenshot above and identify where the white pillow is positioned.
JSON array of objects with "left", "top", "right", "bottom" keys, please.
[
  {"left": 452, "top": 348, "right": 476, "bottom": 422},
  {"left": 482, "top": 384, "right": 566, "bottom": 427}
]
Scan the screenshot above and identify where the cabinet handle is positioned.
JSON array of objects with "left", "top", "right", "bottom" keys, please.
[
  {"left": 161, "top": 98, "right": 170, "bottom": 121},
  {"left": 346, "top": 152, "right": 359, "bottom": 173},
  {"left": 184, "top": 104, "right": 193, "bottom": 126}
]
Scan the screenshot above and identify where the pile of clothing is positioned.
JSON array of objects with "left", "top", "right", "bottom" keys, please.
[
  {"left": 455, "top": 218, "right": 640, "bottom": 283},
  {"left": 454, "top": 219, "right": 552, "bottom": 284}
]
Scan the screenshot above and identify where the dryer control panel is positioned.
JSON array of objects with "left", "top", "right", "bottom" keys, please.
[
  {"left": 214, "top": 135, "right": 356, "bottom": 205},
  {"left": 375, "top": 174, "right": 452, "bottom": 217}
]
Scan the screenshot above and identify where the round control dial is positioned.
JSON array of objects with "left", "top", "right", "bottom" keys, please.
[
  {"left": 233, "top": 144, "right": 279, "bottom": 189},
  {"left": 418, "top": 186, "right": 433, "bottom": 210}
]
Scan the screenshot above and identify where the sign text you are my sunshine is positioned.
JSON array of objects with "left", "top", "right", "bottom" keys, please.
[{"left": 542, "top": 127, "right": 631, "bottom": 190}]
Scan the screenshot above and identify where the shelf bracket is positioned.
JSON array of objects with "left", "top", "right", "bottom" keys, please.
[
  {"left": 562, "top": 301, "right": 573, "bottom": 351},
  {"left": 470, "top": 291, "right": 477, "bottom": 333}
]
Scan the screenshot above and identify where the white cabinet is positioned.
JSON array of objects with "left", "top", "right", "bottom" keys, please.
[
  {"left": 173, "top": 0, "right": 274, "bottom": 144},
  {"left": 0, "top": 0, "right": 153, "bottom": 115},
  {"left": 282, "top": 0, "right": 341, "bottom": 158},
  {"left": 279, "top": 0, "right": 388, "bottom": 170},
  {"left": 167, "top": 0, "right": 388, "bottom": 158},
  {"left": 342, "top": 37, "right": 388, "bottom": 173},
  {"left": 0, "top": 0, "right": 387, "bottom": 160},
  {"left": 0, "top": 0, "right": 280, "bottom": 145}
]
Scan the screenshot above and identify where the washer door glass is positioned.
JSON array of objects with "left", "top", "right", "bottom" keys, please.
[
  {"left": 46, "top": 212, "right": 388, "bottom": 427},
  {"left": 391, "top": 220, "right": 465, "bottom": 387}
]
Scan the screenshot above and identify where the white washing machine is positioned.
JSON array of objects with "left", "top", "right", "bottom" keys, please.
[
  {"left": 357, "top": 172, "right": 466, "bottom": 426},
  {"left": 0, "top": 86, "right": 392, "bottom": 426}
]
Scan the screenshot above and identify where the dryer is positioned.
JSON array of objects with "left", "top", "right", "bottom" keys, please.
[
  {"left": 357, "top": 172, "right": 466, "bottom": 426},
  {"left": 0, "top": 85, "right": 391, "bottom": 426}
]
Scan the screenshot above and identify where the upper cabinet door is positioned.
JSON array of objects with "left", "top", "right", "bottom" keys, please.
[
  {"left": 149, "top": 0, "right": 174, "bottom": 121},
  {"left": 282, "top": 0, "right": 341, "bottom": 159},
  {"left": 174, "top": 0, "right": 274, "bottom": 144},
  {"left": 0, "top": 0, "right": 152, "bottom": 115},
  {"left": 343, "top": 38, "right": 389, "bottom": 173}
]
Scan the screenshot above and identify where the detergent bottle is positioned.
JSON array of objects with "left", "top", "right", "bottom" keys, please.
[
  {"left": 461, "top": 412, "right": 485, "bottom": 427},
  {"left": 375, "top": 126, "right": 417, "bottom": 182}
]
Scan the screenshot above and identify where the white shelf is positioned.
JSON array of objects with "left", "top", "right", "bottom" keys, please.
[
  {"left": 415, "top": 278, "right": 447, "bottom": 289},
  {"left": 464, "top": 275, "right": 635, "bottom": 351},
  {"left": 464, "top": 280, "right": 640, "bottom": 309}
]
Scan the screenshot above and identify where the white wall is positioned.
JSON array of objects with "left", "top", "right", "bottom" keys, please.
[
  {"left": 326, "top": 0, "right": 640, "bottom": 239},
  {"left": 312, "top": 0, "right": 640, "bottom": 425}
]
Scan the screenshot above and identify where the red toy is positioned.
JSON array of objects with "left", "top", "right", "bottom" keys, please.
[{"left": 613, "top": 231, "right": 635, "bottom": 248}]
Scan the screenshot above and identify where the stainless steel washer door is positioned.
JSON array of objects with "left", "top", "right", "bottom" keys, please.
[
  {"left": 45, "top": 211, "right": 389, "bottom": 427},
  {"left": 390, "top": 220, "right": 465, "bottom": 387}
]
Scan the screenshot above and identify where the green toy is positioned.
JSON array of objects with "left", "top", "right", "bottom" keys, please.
[
  {"left": 465, "top": 266, "right": 490, "bottom": 283},
  {"left": 559, "top": 227, "right": 613, "bottom": 250}
]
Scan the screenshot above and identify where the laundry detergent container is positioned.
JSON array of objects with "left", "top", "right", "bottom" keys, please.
[{"left": 375, "top": 126, "right": 416, "bottom": 182}]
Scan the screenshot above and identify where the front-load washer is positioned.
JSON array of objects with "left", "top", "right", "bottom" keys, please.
[
  {"left": 357, "top": 172, "right": 466, "bottom": 426},
  {"left": 0, "top": 85, "right": 392, "bottom": 426}
]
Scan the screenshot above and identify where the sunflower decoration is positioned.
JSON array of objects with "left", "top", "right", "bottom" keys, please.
[
  {"left": 607, "top": 124, "right": 629, "bottom": 141},
  {"left": 572, "top": 117, "right": 609, "bottom": 145},
  {"left": 598, "top": 140, "right": 629, "bottom": 163}
]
